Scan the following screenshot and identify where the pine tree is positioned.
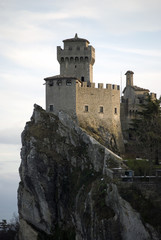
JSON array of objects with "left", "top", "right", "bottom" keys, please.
[{"left": 130, "top": 94, "right": 161, "bottom": 164}]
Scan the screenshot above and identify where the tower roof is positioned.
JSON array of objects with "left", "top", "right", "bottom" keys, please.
[
  {"left": 63, "top": 33, "right": 90, "bottom": 44},
  {"left": 125, "top": 70, "right": 134, "bottom": 75}
]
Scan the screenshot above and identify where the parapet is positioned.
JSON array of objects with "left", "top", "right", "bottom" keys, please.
[
  {"left": 57, "top": 45, "right": 95, "bottom": 65},
  {"left": 79, "top": 82, "right": 120, "bottom": 90}
]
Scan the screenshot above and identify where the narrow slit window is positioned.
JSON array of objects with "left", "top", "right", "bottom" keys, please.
[
  {"left": 85, "top": 105, "right": 88, "bottom": 112},
  {"left": 114, "top": 108, "right": 117, "bottom": 114},
  {"left": 49, "top": 105, "right": 53, "bottom": 112},
  {"left": 100, "top": 106, "right": 103, "bottom": 113}
]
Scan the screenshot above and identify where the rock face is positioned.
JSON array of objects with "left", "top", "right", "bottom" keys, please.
[{"left": 18, "top": 105, "right": 160, "bottom": 240}]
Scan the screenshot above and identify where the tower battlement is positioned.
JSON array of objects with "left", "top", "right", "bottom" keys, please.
[
  {"left": 57, "top": 34, "right": 95, "bottom": 84},
  {"left": 80, "top": 82, "right": 120, "bottom": 90},
  {"left": 57, "top": 45, "right": 95, "bottom": 65}
]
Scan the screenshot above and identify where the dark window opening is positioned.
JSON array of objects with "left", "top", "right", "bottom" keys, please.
[
  {"left": 66, "top": 80, "right": 72, "bottom": 86},
  {"left": 114, "top": 108, "right": 117, "bottom": 114},
  {"left": 85, "top": 105, "right": 88, "bottom": 112},
  {"left": 49, "top": 80, "right": 53, "bottom": 86},
  {"left": 112, "top": 85, "right": 115, "bottom": 89},
  {"left": 81, "top": 76, "right": 84, "bottom": 82},
  {"left": 49, "top": 105, "right": 53, "bottom": 112},
  {"left": 100, "top": 106, "right": 103, "bottom": 113},
  {"left": 75, "top": 65, "right": 77, "bottom": 68},
  {"left": 57, "top": 80, "right": 62, "bottom": 86}
]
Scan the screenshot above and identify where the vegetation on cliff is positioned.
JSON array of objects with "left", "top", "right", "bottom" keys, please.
[{"left": 129, "top": 95, "right": 161, "bottom": 164}]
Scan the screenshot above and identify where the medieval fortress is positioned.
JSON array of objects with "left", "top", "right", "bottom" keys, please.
[{"left": 44, "top": 34, "right": 156, "bottom": 152}]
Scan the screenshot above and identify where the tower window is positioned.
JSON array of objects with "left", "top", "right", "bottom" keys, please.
[
  {"left": 57, "top": 80, "right": 62, "bottom": 86},
  {"left": 114, "top": 108, "right": 117, "bottom": 114},
  {"left": 100, "top": 106, "right": 103, "bottom": 113},
  {"left": 81, "top": 76, "right": 84, "bottom": 82},
  {"left": 49, "top": 80, "right": 53, "bottom": 86},
  {"left": 85, "top": 105, "right": 88, "bottom": 112},
  {"left": 49, "top": 105, "right": 53, "bottom": 112},
  {"left": 66, "top": 80, "right": 72, "bottom": 86}
]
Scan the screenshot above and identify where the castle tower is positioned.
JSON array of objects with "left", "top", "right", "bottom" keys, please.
[
  {"left": 125, "top": 70, "right": 134, "bottom": 86},
  {"left": 57, "top": 33, "right": 95, "bottom": 85}
]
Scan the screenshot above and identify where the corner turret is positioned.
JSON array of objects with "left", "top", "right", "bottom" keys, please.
[{"left": 125, "top": 70, "right": 134, "bottom": 87}]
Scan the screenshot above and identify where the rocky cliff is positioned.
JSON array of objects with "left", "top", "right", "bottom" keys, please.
[{"left": 18, "top": 105, "right": 160, "bottom": 240}]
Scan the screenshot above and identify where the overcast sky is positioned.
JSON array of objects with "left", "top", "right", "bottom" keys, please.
[{"left": 0, "top": 0, "right": 161, "bottom": 221}]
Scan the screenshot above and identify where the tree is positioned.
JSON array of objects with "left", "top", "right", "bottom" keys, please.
[
  {"left": 0, "top": 213, "right": 19, "bottom": 240},
  {"left": 130, "top": 94, "right": 161, "bottom": 164}
]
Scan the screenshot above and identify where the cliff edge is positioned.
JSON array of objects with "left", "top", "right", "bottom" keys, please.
[{"left": 18, "top": 105, "right": 159, "bottom": 240}]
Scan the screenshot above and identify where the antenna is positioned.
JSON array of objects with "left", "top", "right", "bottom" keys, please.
[{"left": 120, "top": 71, "right": 122, "bottom": 97}]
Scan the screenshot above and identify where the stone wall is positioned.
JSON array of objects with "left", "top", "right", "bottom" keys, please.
[
  {"left": 76, "top": 82, "right": 120, "bottom": 128},
  {"left": 45, "top": 77, "right": 77, "bottom": 117},
  {"left": 76, "top": 82, "right": 124, "bottom": 153}
]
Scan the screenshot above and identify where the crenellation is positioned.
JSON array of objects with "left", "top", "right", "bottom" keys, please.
[
  {"left": 82, "top": 82, "right": 87, "bottom": 87},
  {"left": 90, "top": 82, "right": 95, "bottom": 88},
  {"left": 106, "top": 84, "right": 111, "bottom": 89},
  {"left": 98, "top": 83, "right": 103, "bottom": 89}
]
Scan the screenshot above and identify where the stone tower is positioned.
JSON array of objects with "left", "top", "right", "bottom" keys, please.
[
  {"left": 57, "top": 33, "right": 95, "bottom": 85},
  {"left": 125, "top": 70, "right": 134, "bottom": 86}
]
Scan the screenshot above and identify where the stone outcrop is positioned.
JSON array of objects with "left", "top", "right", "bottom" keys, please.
[{"left": 18, "top": 105, "right": 160, "bottom": 240}]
